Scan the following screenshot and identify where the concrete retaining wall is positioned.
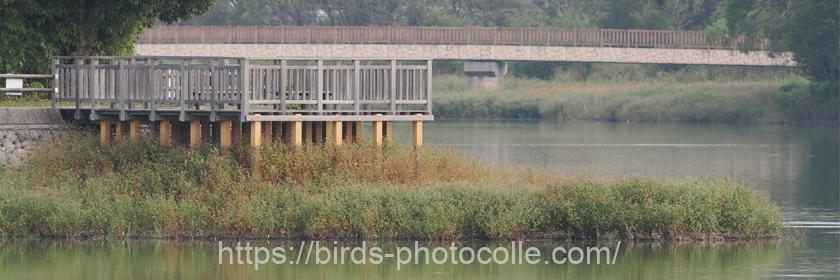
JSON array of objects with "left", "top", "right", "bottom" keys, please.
[{"left": 0, "top": 108, "right": 65, "bottom": 169}]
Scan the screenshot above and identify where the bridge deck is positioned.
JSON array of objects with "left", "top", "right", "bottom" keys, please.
[{"left": 53, "top": 56, "right": 434, "bottom": 123}]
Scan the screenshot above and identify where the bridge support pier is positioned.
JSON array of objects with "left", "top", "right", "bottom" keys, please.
[
  {"left": 290, "top": 118, "right": 303, "bottom": 148},
  {"left": 100, "top": 119, "right": 111, "bottom": 146},
  {"left": 115, "top": 121, "right": 125, "bottom": 142},
  {"left": 159, "top": 120, "right": 172, "bottom": 146},
  {"left": 413, "top": 115, "right": 423, "bottom": 149},
  {"left": 373, "top": 117, "right": 383, "bottom": 147},
  {"left": 129, "top": 120, "right": 140, "bottom": 141},
  {"left": 384, "top": 121, "right": 393, "bottom": 146},
  {"left": 189, "top": 120, "right": 201, "bottom": 147},
  {"left": 464, "top": 60, "right": 507, "bottom": 91},
  {"left": 219, "top": 121, "right": 232, "bottom": 151}
]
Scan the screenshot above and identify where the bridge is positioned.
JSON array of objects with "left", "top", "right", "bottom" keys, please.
[{"left": 136, "top": 26, "right": 795, "bottom": 89}]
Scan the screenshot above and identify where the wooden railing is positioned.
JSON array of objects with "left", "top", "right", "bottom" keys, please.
[
  {"left": 138, "top": 26, "right": 764, "bottom": 50},
  {"left": 53, "top": 56, "right": 432, "bottom": 121}
]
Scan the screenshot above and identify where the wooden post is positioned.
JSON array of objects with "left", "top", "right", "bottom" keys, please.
[
  {"left": 249, "top": 121, "right": 262, "bottom": 175},
  {"left": 314, "top": 121, "right": 323, "bottom": 145},
  {"left": 342, "top": 121, "right": 352, "bottom": 144},
  {"left": 100, "top": 119, "right": 111, "bottom": 146},
  {"left": 354, "top": 121, "right": 363, "bottom": 143},
  {"left": 250, "top": 121, "right": 262, "bottom": 149},
  {"left": 232, "top": 121, "right": 242, "bottom": 146},
  {"left": 160, "top": 120, "right": 172, "bottom": 146},
  {"left": 129, "top": 120, "right": 141, "bottom": 141},
  {"left": 384, "top": 121, "right": 393, "bottom": 145},
  {"left": 115, "top": 121, "right": 125, "bottom": 142},
  {"left": 326, "top": 121, "right": 342, "bottom": 147},
  {"left": 373, "top": 115, "right": 383, "bottom": 147},
  {"left": 189, "top": 120, "right": 201, "bottom": 147},
  {"left": 291, "top": 117, "right": 303, "bottom": 148},
  {"left": 326, "top": 121, "right": 334, "bottom": 147},
  {"left": 413, "top": 115, "right": 423, "bottom": 149},
  {"left": 219, "top": 120, "right": 232, "bottom": 151},
  {"left": 303, "top": 122, "right": 313, "bottom": 144}
]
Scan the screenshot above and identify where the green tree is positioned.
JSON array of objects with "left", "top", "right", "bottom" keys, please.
[
  {"left": 724, "top": 0, "right": 839, "bottom": 82},
  {"left": 0, "top": 0, "right": 213, "bottom": 74}
]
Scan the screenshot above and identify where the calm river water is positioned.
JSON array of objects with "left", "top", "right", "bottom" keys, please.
[{"left": 2, "top": 120, "right": 838, "bottom": 279}]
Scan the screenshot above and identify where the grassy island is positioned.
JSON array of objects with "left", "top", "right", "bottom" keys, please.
[{"left": 0, "top": 133, "right": 780, "bottom": 240}]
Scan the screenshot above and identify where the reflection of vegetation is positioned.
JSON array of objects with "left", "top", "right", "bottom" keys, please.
[
  {"left": 434, "top": 76, "right": 838, "bottom": 122},
  {"left": 0, "top": 239, "right": 786, "bottom": 279},
  {"left": 0, "top": 134, "right": 780, "bottom": 239}
]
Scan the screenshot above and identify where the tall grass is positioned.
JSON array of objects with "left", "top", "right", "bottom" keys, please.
[
  {"left": 434, "top": 76, "right": 838, "bottom": 122},
  {"left": 0, "top": 133, "right": 781, "bottom": 240}
]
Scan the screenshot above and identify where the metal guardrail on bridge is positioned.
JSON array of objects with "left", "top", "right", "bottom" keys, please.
[
  {"left": 53, "top": 56, "right": 433, "bottom": 122},
  {"left": 138, "top": 26, "right": 766, "bottom": 50}
]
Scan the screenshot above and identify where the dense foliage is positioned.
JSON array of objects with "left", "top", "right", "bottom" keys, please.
[
  {"left": 0, "top": 0, "right": 213, "bottom": 74},
  {"left": 186, "top": 0, "right": 726, "bottom": 29}
]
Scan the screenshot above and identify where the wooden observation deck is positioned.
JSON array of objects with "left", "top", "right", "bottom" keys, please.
[{"left": 52, "top": 56, "right": 433, "bottom": 149}]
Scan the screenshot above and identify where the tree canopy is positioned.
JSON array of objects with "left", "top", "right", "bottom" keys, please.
[
  {"left": 0, "top": 0, "right": 213, "bottom": 74},
  {"left": 724, "top": 0, "right": 839, "bottom": 82},
  {"left": 186, "top": 0, "right": 726, "bottom": 30}
]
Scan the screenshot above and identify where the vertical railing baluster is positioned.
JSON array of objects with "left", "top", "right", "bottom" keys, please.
[
  {"left": 51, "top": 58, "right": 58, "bottom": 109},
  {"left": 316, "top": 60, "right": 323, "bottom": 114},
  {"left": 88, "top": 59, "right": 98, "bottom": 120},
  {"left": 390, "top": 60, "right": 396, "bottom": 114},
  {"left": 239, "top": 58, "right": 250, "bottom": 121},
  {"left": 426, "top": 60, "right": 432, "bottom": 115},
  {"left": 353, "top": 60, "right": 360, "bottom": 115},
  {"left": 280, "top": 60, "right": 287, "bottom": 114}
]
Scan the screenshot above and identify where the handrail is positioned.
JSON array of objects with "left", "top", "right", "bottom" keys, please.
[{"left": 137, "top": 26, "right": 766, "bottom": 50}]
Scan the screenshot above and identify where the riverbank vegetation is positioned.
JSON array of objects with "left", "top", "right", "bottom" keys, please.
[
  {"left": 434, "top": 75, "right": 839, "bottom": 123},
  {"left": 0, "top": 133, "right": 781, "bottom": 240}
]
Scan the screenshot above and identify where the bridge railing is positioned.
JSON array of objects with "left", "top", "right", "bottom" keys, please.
[
  {"left": 53, "top": 57, "right": 432, "bottom": 121},
  {"left": 138, "top": 26, "right": 765, "bottom": 50}
]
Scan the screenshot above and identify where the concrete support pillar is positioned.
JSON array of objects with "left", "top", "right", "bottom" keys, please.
[
  {"left": 100, "top": 119, "right": 111, "bottom": 146},
  {"left": 290, "top": 119, "right": 303, "bottom": 148},
  {"left": 413, "top": 115, "right": 423, "bottom": 149},
  {"left": 219, "top": 120, "right": 232, "bottom": 151},
  {"left": 372, "top": 118, "right": 383, "bottom": 147},
  {"left": 384, "top": 121, "right": 393, "bottom": 145},
  {"left": 189, "top": 120, "right": 201, "bottom": 147},
  {"left": 249, "top": 121, "right": 262, "bottom": 175},
  {"left": 314, "top": 122, "right": 323, "bottom": 145},
  {"left": 464, "top": 60, "right": 507, "bottom": 91},
  {"left": 129, "top": 120, "right": 141, "bottom": 141},
  {"left": 342, "top": 121, "right": 353, "bottom": 144},
  {"left": 115, "top": 121, "right": 125, "bottom": 142},
  {"left": 326, "top": 121, "right": 342, "bottom": 147},
  {"left": 159, "top": 120, "right": 172, "bottom": 146},
  {"left": 232, "top": 121, "right": 242, "bottom": 146},
  {"left": 325, "top": 121, "right": 334, "bottom": 147},
  {"left": 249, "top": 121, "right": 262, "bottom": 149}
]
